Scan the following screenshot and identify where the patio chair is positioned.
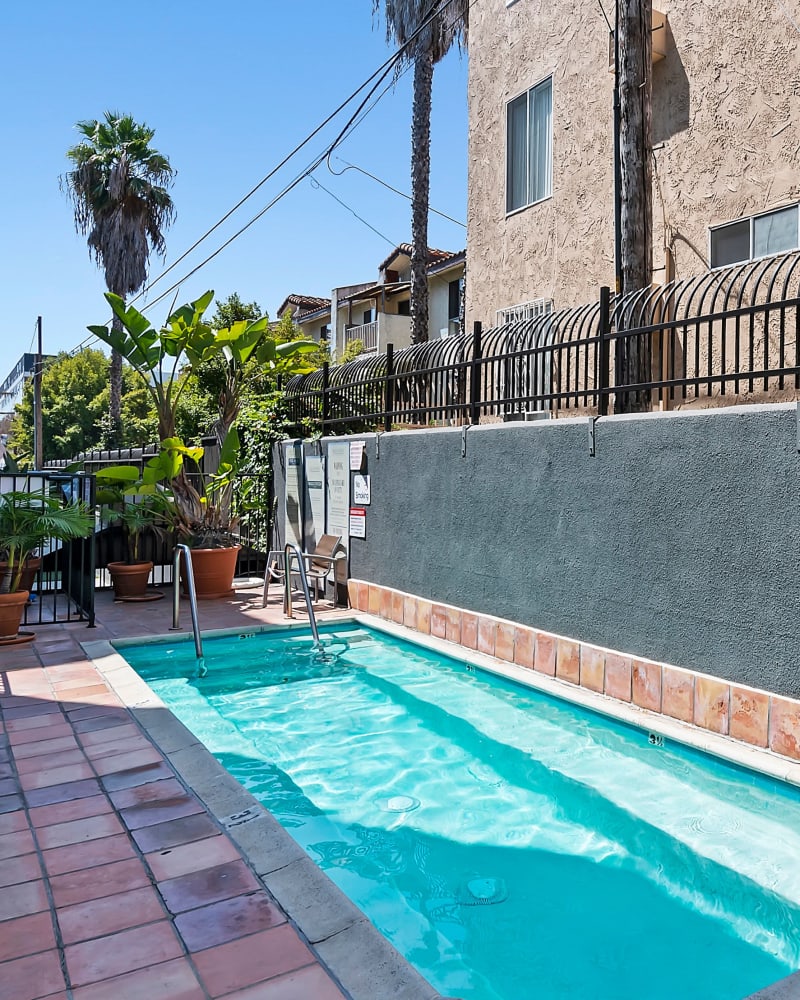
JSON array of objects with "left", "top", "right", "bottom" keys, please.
[{"left": 262, "top": 534, "right": 344, "bottom": 608}]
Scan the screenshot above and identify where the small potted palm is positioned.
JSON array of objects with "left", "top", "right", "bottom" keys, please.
[
  {"left": 103, "top": 494, "right": 170, "bottom": 601},
  {"left": 0, "top": 490, "right": 94, "bottom": 644}
]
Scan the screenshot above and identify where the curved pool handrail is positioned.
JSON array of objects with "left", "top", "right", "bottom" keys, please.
[
  {"left": 171, "top": 544, "right": 204, "bottom": 659},
  {"left": 283, "top": 543, "right": 322, "bottom": 647}
]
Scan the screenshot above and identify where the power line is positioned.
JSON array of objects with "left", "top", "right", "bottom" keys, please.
[
  {"left": 308, "top": 176, "right": 397, "bottom": 247},
  {"left": 328, "top": 155, "right": 466, "bottom": 227},
  {"left": 137, "top": 49, "right": 408, "bottom": 315},
  {"left": 596, "top": 0, "right": 613, "bottom": 33},
  {"left": 73, "top": 0, "right": 474, "bottom": 348},
  {"left": 132, "top": 0, "right": 460, "bottom": 307},
  {"left": 69, "top": 29, "right": 412, "bottom": 352}
]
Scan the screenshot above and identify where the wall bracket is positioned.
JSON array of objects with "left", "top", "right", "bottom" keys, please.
[{"left": 589, "top": 416, "right": 600, "bottom": 457}]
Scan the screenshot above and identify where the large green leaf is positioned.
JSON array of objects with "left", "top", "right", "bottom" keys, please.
[
  {"left": 96, "top": 465, "right": 141, "bottom": 483},
  {"left": 105, "top": 294, "right": 153, "bottom": 338},
  {"left": 218, "top": 425, "right": 240, "bottom": 470}
]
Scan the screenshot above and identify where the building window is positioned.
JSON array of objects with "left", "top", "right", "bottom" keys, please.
[
  {"left": 496, "top": 297, "right": 553, "bottom": 326},
  {"left": 320, "top": 325, "right": 330, "bottom": 340},
  {"left": 710, "top": 204, "right": 799, "bottom": 268},
  {"left": 397, "top": 299, "right": 411, "bottom": 316},
  {"left": 362, "top": 309, "right": 374, "bottom": 325},
  {"left": 448, "top": 279, "right": 462, "bottom": 323},
  {"left": 506, "top": 77, "right": 552, "bottom": 214}
]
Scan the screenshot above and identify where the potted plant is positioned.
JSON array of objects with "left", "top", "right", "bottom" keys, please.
[
  {"left": 98, "top": 477, "right": 170, "bottom": 601},
  {"left": 88, "top": 291, "right": 316, "bottom": 598},
  {"left": 0, "top": 489, "right": 94, "bottom": 644}
]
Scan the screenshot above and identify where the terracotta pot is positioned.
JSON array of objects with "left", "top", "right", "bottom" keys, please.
[
  {"left": 0, "top": 558, "right": 41, "bottom": 595},
  {"left": 181, "top": 546, "right": 240, "bottom": 600},
  {"left": 0, "top": 591, "right": 29, "bottom": 641},
  {"left": 108, "top": 561, "right": 153, "bottom": 600}
]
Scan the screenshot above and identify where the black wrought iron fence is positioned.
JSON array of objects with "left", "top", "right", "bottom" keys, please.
[
  {"left": 90, "top": 472, "right": 274, "bottom": 588},
  {"left": 49, "top": 442, "right": 274, "bottom": 587},
  {"left": 0, "top": 472, "right": 95, "bottom": 627},
  {"left": 284, "top": 253, "right": 800, "bottom": 430}
]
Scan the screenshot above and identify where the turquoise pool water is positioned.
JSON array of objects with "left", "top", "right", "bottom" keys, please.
[{"left": 123, "top": 624, "right": 800, "bottom": 1000}]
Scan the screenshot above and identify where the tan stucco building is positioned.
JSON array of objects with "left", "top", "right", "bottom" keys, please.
[
  {"left": 277, "top": 246, "right": 465, "bottom": 358},
  {"left": 466, "top": 0, "right": 800, "bottom": 329}
]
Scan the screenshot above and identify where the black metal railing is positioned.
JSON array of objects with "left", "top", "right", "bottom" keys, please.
[
  {"left": 50, "top": 442, "right": 274, "bottom": 587},
  {"left": 91, "top": 471, "right": 274, "bottom": 589},
  {"left": 0, "top": 472, "right": 96, "bottom": 627},
  {"left": 284, "top": 253, "right": 800, "bottom": 430}
]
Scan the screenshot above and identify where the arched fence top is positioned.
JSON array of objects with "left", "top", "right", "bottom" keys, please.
[
  {"left": 284, "top": 252, "right": 800, "bottom": 429},
  {"left": 285, "top": 299, "right": 605, "bottom": 399},
  {"left": 611, "top": 250, "right": 800, "bottom": 330}
]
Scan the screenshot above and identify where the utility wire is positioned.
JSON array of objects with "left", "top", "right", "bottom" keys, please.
[
  {"left": 73, "top": 0, "right": 472, "bottom": 348},
  {"left": 131, "top": 53, "right": 405, "bottom": 305},
  {"left": 596, "top": 0, "right": 613, "bottom": 33},
  {"left": 136, "top": 40, "right": 410, "bottom": 315},
  {"left": 308, "top": 176, "right": 397, "bottom": 247},
  {"left": 68, "top": 20, "right": 415, "bottom": 352},
  {"left": 131, "top": 0, "right": 459, "bottom": 307},
  {"left": 329, "top": 156, "right": 466, "bottom": 228}
]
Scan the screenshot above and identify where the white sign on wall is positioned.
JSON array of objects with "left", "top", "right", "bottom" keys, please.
[
  {"left": 353, "top": 474, "right": 371, "bottom": 506},
  {"left": 326, "top": 442, "right": 350, "bottom": 581},
  {"left": 304, "top": 450, "right": 325, "bottom": 550},
  {"left": 284, "top": 441, "right": 303, "bottom": 550},
  {"left": 349, "top": 507, "right": 366, "bottom": 539},
  {"left": 349, "top": 440, "right": 365, "bottom": 471}
]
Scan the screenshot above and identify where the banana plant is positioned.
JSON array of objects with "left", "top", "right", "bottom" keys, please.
[{"left": 88, "top": 291, "right": 317, "bottom": 547}]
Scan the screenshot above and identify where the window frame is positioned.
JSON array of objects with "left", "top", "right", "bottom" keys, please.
[
  {"left": 505, "top": 74, "right": 554, "bottom": 218},
  {"left": 709, "top": 203, "right": 800, "bottom": 269}
]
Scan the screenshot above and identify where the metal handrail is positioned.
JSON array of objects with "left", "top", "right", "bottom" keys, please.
[
  {"left": 171, "top": 544, "right": 204, "bottom": 658},
  {"left": 283, "top": 543, "right": 321, "bottom": 647}
]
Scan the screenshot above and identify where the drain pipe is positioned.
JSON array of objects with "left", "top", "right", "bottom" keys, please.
[{"left": 171, "top": 545, "right": 204, "bottom": 659}]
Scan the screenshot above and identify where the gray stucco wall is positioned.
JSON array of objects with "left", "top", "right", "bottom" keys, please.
[
  {"left": 266, "top": 407, "right": 799, "bottom": 1000},
  {"left": 275, "top": 404, "right": 800, "bottom": 698}
]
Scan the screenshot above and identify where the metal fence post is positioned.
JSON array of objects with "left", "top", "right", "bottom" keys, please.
[
  {"left": 598, "top": 286, "right": 611, "bottom": 417},
  {"left": 384, "top": 343, "right": 394, "bottom": 433},
  {"left": 321, "top": 361, "right": 330, "bottom": 435},
  {"left": 470, "top": 321, "right": 483, "bottom": 425}
]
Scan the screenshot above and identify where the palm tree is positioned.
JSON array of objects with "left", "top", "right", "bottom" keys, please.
[
  {"left": 63, "top": 112, "right": 175, "bottom": 442},
  {"left": 374, "top": 0, "right": 468, "bottom": 344}
]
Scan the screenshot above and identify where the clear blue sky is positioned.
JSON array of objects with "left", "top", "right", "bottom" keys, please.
[{"left": 0, "top": 0, "right": 468, "bottom": 380}]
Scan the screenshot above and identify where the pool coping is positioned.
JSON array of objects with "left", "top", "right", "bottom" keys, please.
[
  {"left": 83, "top": 612, "right": 800, "bottom": 1000},
  {"left": 355, "top": 614, "right": 800, "bottom": 787},
  {"left": 82, "top": 620, "right": 449, "bottom": 1000}
]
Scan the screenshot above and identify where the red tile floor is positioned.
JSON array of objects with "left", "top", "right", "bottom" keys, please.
[{"left": 0, "top": 587, "right": 352, "bottom": 1000}]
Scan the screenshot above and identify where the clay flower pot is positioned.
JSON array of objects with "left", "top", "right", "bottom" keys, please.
[
  {"left": 107, "top": 561, "right": 159, "bottom": 601},
  {"left": 0, "top": 591, "right": 30, "bottom": 643},
  {"left": 0, "top": 557, "right": 41, "bottom": 596},
  {"left": 181, "top": 546, "right": 240, "bottom": 599}
]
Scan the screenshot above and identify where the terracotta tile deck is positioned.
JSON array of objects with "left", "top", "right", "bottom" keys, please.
[{"left": 0, "top": 587, "right": 353, "bottom": 1000}]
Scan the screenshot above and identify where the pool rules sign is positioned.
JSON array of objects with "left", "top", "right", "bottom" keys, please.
[{"left": 349, "top": 507, "right": 367, "bottom": 538}]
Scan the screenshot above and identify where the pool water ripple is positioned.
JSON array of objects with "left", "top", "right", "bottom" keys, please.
[{"left": 124, "top": 625, "right": 800, "bottom": 1000}]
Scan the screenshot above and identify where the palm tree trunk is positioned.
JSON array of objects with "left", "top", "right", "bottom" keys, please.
[
  {"left": 617, "top": 0, "right": 652, "bottom": 413},
  {"left": 108, "top": 314, "right": 124, "bottom": 443},
  {"left": 410, "top": 50, "right": 434, "bottom": 346}
]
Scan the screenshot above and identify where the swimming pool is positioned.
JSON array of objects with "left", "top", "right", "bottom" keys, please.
[{"left": 122, "top": 622, "right": 800, "bottom": 1000}]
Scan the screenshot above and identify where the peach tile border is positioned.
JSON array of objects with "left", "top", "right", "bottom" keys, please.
[{"left": 347, "top": 579, "right": 800, "bottom": 766}]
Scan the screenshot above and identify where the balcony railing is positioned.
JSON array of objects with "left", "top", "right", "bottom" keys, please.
[{"left": 345, "top": 320, "right": 378, "bottom": 353}]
